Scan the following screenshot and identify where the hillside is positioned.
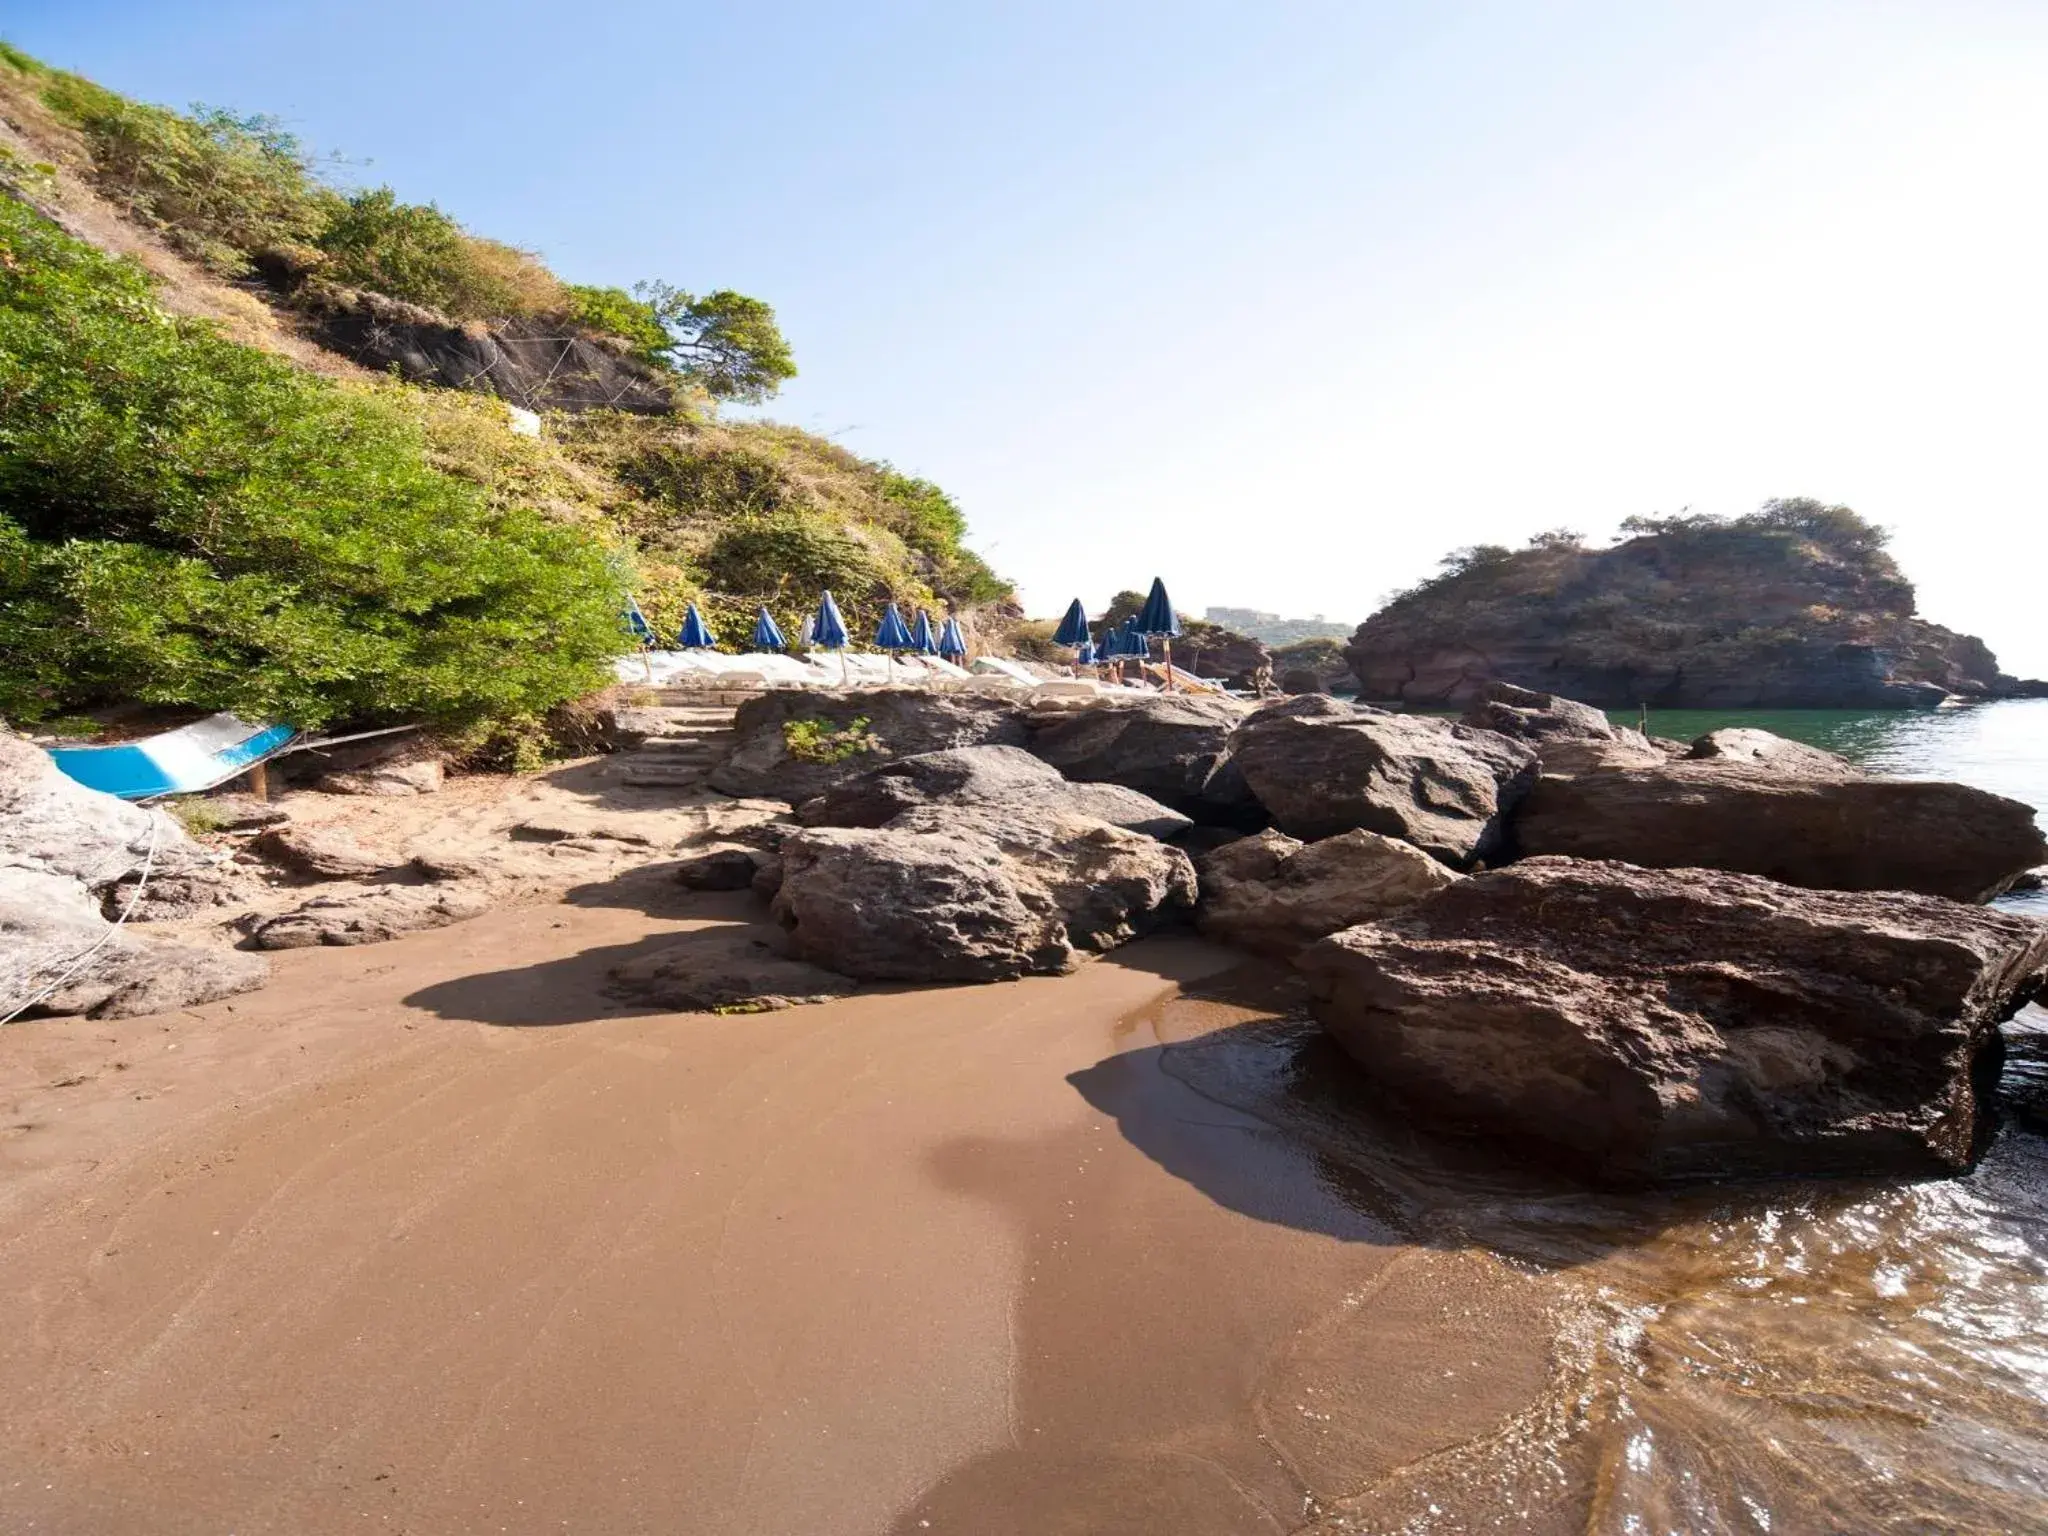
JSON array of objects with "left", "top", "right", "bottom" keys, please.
[
  {"left": 1347, "top": 504, "right": 2042, "bottom": 709},
  {"left": 0, "top": 46, "right": 1011, "bottom": 751}
]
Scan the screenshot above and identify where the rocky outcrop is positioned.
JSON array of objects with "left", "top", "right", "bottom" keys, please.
[
  {"left": 1512, "top": 762, "right": 2046, "bottom": 903},
  {"left": 673, "top": 846, "right": 769, "bottom": 891},
  {"left": 1025, "top": 694, "right": 1256, "bottom": 821},
  {"left": 797, "top": 745, "right": 1190, "bottom": 840},
  {"left": 2, "top": 867, "right": 269, "bottom": 1019},
  {"left": 606, "top": 928, "right": 855, "bottom": 1012},
  {"left": 1299, "top": 858, "right": 2048, "bottom": 1182},
  {"left": 1168, "top": 622, "right": 1271, "bottom": 689},
  {"left": 1686, "top": 728, "right": 1854, "bottom": 776},
  {"left": 1228, "top": 695, "right": 1538, "bottom": 865},
  {"left": 1344, "top": 506, "right": 2042, "bottom": 708},
  {"left": 287, "top": 283, "right": 676, "bottom": 415},
  {"left": 770, "top": 749, "right": 1198, "bottom": 980},
  {"left": 709, "top": 691, "right": 1029, "bottom": 803},
  {"left": 251, "top": 823, "right": 393, "bottom": 879},
  {"left": 247, "top": 883, "right": 491, "bottom": 949},
  {"left": 2, "top": 731, "right": 264, "bottom": 1017},
  {"left": 1195, "top": 829, "right": 1458, "bottom": 954},
  {"left": 772, "top": 826, "right": 1075, "bottom": 981},
  {"left": 1457, "top": 681, "right": 1666, "bottom": 775},
  {"left": 1, "top": 730, "right": 212, "bottom": 896}
]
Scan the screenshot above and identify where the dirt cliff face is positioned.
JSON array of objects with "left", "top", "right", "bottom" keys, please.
[{"left": 1345, "top": 514, "right": 2032, "bottom": 709}]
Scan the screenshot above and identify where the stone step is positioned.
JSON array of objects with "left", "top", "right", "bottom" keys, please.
[{"left": 617, "top": 767, "right": 709, "bottom": 788}]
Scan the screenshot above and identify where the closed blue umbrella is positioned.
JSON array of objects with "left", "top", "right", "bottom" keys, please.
[
  {"left": 1052, "top": 598, "right": 1090, "bottom": 647},
  {"left": 750, "top": 605, "right": 786, "bottom": 652},
  {"left": 911, "top": 609, "right": 940, "bottom": 655},
  {"left": 1122, "top": 618, "right": 1151, "bottom": 660},
  {"left": 1076, "top": 636, "right": 1096, "bottom": 666},
  {"left": 1134, "top": 578, "right": 1181, "bottom": 637},
  {"left": 874, "top": 602, "right": 915, "bottom": 650},
  {"left": 676, "top": 601, "right": 717, "bottom": 650},
  {"left": 622, "top": 594, "right": 656, "bottom": 647},
  {"left": 1135, "top": 577, "right": 1181, "bottom": 688},
  {"left": 938, "top": 616, "right": 969, "bottom": 661},
  {"left": 811, "top": 590, "right": 850, "bottom": 685},
  {"left": 1096, "top": 625, "right": 1121, "bottom": 659},
  {"left": 873, "top": 601, "right": 915, "bottom": 685},
  {"left": 811, "top": 590, "right": 849, "bottom": 649}
]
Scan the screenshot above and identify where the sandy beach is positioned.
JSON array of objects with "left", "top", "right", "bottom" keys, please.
[{"left": 0, "top": 871, "right": 1556, "bottom": 1535}]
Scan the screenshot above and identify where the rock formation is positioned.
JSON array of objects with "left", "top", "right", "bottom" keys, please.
[
  {"left": 1298, "top": 858, "right": 2048, "bottom": 1182},
  {"left": 1345, "top": 505, "right": 2043, "bottom": 707},
  {"left": 1228, "top": 695, "right": 1538, "bottom": 865},
  {"left": 1, "top": 731, "right": 266, "bottom": 1018},
  {"left": 769, "top": 746, "right": 1198, "bottom": 980},
  {"left": 1457, "top": 681, "right": 1668, "bottom": 775},
  {"left": 772, "top": 825, "right": 1077, "bottom": 981},
  {"left": 1685, "top": 728, "right": 1854, "bottom": 775},
  {"left": 1512, "top": 760, "right": 2046, "bottom": 902},
  {"left": 606, "top": 928, "right": 856, "bottom": 1012},
  {"left": 708, "top": 691, "right": 1029, "bottom": 802},
  {"left": 2, "top": 866, "right": 270, "bottom": 1019},
  {"left": 1195, "top": 829, "right": 1458, "bottom": 954},
  {"left": 1025, "top": 694, "right": 1256, "bottom": 821},
  {"left": 248, "top": 884, "right": 492, "bottom": 949},
  {"left": 797, "top": 745, "right": 1190, "bottom": 840}
]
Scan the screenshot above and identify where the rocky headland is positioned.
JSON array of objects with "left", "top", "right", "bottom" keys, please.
[{"left": 1344, "top": 502, "right": 2046, "bottom": 708}]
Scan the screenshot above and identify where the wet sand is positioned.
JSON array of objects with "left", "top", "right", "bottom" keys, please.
[{"left": 0, "top": 876, "right": 1555, "bottom": 1535}]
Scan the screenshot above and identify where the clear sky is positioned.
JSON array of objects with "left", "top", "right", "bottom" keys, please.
[{"left": 11, "top": 1, "right": 2047, "bottom": 672}]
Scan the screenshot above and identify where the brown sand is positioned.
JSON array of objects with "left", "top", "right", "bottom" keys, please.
[{"left": 0, "top": 880, "right": 1556, "bottom": 1534}]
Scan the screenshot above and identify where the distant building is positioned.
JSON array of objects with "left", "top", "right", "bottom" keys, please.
[{"left": 1204, "top": 606, "right": 1353, "bottom": 647}]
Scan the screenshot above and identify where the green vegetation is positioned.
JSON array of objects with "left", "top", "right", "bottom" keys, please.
[
  {"left": 0, "top": 45, "right": 793, "bottom": 398},
  {"left": 313, "top": 187, "right": 566, "bottom": 320},
  {"left": 0, "top": 198, "right": 624, "bottom": 733},
  {"left": 0, "top": 46, "right": 1013, "bottom": 751},
  {"left": 782, "top": 715, "right": 879, "bottom": 764},
  {"left": 1273, "top": 636, "right": 1348, "bottom": 673},
  {"left": 554, "top": 412, "right": 1009, "bottom": 648}
]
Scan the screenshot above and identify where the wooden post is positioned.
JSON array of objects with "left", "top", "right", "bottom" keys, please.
[{"left": 246, "top": 761, "right": 270, "bottom": 802}]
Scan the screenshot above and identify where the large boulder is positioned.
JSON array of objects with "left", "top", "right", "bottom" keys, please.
[
  {"left": 2, "top": 867, "right": 269, "bottom": 1019},
  {"left": 1459, "top": 681, "right": 1666, "bottom": 775},
  {"left": 1459, "top": 680, "right": 1616, "bottom": 743},
  {"left": 1025, "top": 694, "right": 1256, "bottom": 820},
  {"left": 1228, "top": 695, "right": 1539, "bottom": 865},
  {"left": 1298, "top": 858, "right": 2048, "bottom": 1182},
  {"left": 1195, "top": 828, "right": 1458, "bottom": 954},
  {"left": 1686, "top": 727, "right": 1855, "bottom": 776},
  {"left": 798, "top": 745, "right": 1190, "bottom": 840},
  {"left": 1513, "top": 763, "right": 2046, "bottom": 902},
  {"left": 771, "top": 826, "right": 1075, "bottom": 981},
  {"left": 0, "top": 730, "right": 212, "bottom": 895},
  {"left": 708, "top": 691, "right": 1029, "bottom": 802}
]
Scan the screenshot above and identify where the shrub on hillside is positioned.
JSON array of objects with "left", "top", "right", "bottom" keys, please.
[
  {"left": 315, "top": 187, "right": 566, "bottom": 320},
  {"left": 0, "top": 197, "right": 624, "bottom": 731},
  {"left": 43, "top": 77, "right": 332, "bottom": 273}
]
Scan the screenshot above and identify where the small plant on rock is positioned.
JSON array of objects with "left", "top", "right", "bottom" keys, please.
[{"left": 781, "top": 716, "right": 879, "bottom": 764}]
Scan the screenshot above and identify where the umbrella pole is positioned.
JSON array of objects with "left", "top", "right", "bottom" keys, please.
[{"left": 1162, "top": 638, "right": 1175, "bottom": 691}]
